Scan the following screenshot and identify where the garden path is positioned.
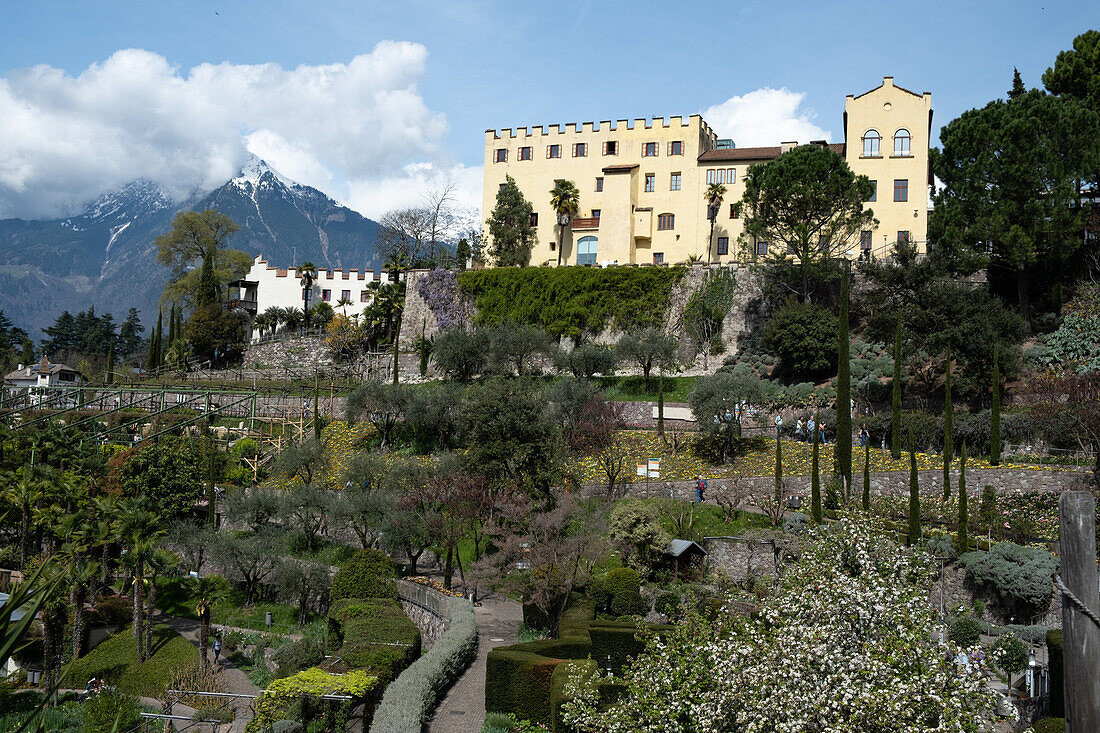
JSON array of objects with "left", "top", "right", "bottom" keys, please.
[
  {"left": 160, "top": 613, "right": 262, "bottom": 731},
  {"left": 427, "top": 592, "right": 523, "bottom": 733}
]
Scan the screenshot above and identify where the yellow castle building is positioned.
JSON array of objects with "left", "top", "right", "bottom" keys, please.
[{"left": 481, "top": 76, "right": 932, "bottom": 267}]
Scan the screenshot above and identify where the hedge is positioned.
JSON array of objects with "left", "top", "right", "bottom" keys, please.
[
  {"left": 328, "top": 598, "right": 420, "bottom": 683},
  {"left": 549, "top": 660, "right": 627, "bottom": 732},
  {"left": 457, "top": 265, "right": 686, "bottom": 339},
  {"left": 485, "top": 618, "right": 668, "bottom": 727},
  {"left": 369, "top": 596, "right": 478, "bottom": 733},
  {"left": 250, "top": 668, "right": 380, "bottom": 733},
  {"left": 330, "top": 549, "right": 397, "bottom": 602}
]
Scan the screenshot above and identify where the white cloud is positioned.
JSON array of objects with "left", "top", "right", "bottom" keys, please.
[
  {"left": 345, "top": 161, "right": 482, "bottom": 224},
  {"left": 702, "top": 88, "right": 830, "bottom": 148},
  {"left": 0, "top": 43, "right": 451, "bottom": 219}
]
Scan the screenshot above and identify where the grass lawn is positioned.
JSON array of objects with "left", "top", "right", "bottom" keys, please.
[
  {"left": 156, "top": 576, "right": 308, "bottom": 629},
  {"left": 597, "top": 375, "right": 699, "bottom": 403},
  {"left": 63, "top": 624, "right": 198, "bottom": 698}
]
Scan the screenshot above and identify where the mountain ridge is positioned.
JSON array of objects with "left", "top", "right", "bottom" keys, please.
[{"left": 0, "top": 157, "right": 382, "bottom": 335}]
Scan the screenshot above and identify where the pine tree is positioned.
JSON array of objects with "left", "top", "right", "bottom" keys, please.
[
  {"left": 104, "top": 342, "right": 115, "bottom": 384},
  {"left": 907, "top": 430, "right": 921, "bottom": 546},
  {"left": 1009, "top": 68, "right": 1026, "bottom": 99},
  {"left": 811, "top": 409, "right": 822, "bottom": 524},
  {"left": 943, "top": 347, "right": 953, "bottom": 501},
  {"left": 862, "top": 439, "right": 871, "bottom": 512},
  {"left": 957, "top": 440, "right": 969, "bottom": 555},
  {"left": 990, "top": 342, "right": 1002, "bottom": 466},
  {"left": 835, "top": 261, "right": 852, "bottom": 491},
  {"left": 891, "top": 311, "right": 903, "bottom": 460}
]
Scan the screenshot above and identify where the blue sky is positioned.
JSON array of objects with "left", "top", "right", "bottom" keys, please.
[{"left": 0, "top": 0, "right": 1094, "bottom": 220}]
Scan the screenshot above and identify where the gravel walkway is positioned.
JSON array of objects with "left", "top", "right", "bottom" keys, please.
[{"left": 427, "top": 593, "right": 523, "bottom": 733}]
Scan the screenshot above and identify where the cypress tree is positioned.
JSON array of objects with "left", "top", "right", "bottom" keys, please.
[
  {"left": 990, "top": 342, "right": 1002, "bottom": 466},
  {"left": 105, "top": 341, "right": 115, "bottom": 384},
  {"left": 835, "top": 261, "right": 852, "bottom": 491},
  {"left": 147, "top": 311, "right": 162, "bottom": 371},
  {"left": 657, "top": 371, "right": 665, "bottom": 439},
  {"left": 811, "top": 409, "right": 822, "bottom": 524},
  {"left": 957, "top": 440, "right": 969, "bottom": 555},
  {"left": 907, "top": 430, "right": 921, "bottom": 546},
  {"left": 862, "top": 439, "right": 871, "bottom": 512},
  {"left": 775, "top": 428, "right": 783, "bottom": 512},
  {"left": 392, "top": 316, "right": 401, "bottom": 385},
  {"left": 943, "top": 347, "right": 953, "bottom": 501},
  {"left": 418, "top": 324, "right": 428, "bottom": 377},
  {"left": 166, "top": 306, "right": 176, "bottom": 355},
  {"left": 313, "top": 387, "right": 322, "bottom": 441},
  {"left": 890, "top": 311, "right": 903, "bottom": 460},
  {"left": 196, "top": 249, "right": 218, "bottom": 307}
]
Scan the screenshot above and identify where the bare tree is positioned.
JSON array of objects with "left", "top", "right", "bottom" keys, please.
[
  {"left": 423, "top": 180, "right": 457, "bottom": 263},
  {"left": 710, "top": 473, "right": 752, "bottom": 523},
  {"left": 377, "top": 208, "right": 431, "bottom": 265},
  {"left": 750, "top": 477, "right": 788, "bottom": 528}
]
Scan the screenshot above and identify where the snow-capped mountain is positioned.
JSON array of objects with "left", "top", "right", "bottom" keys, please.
[{"left": 0, "top": 157, "right": 382, "bottom": 333}]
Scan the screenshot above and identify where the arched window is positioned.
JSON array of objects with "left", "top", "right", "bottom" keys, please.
[
  {"left": 894, "top": 128, "right": 911, "bottom": 156},
  {"left": 862, "top": 129, "right": 881, "bottom": 157},
  {"left": 577, "top": 236, "right": 598, "bottom": 266}
]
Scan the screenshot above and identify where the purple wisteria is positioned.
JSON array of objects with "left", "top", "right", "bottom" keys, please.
[{"left": 417, "top": 268, "right": 473, "bottom": 331}]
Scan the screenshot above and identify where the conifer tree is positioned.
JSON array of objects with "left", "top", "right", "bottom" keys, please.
[
  {"left": 166, "top": 306, "right": 176, "bottom": 353},
  {"left": 314, "top": 387, "right": 322, "bottom": 441},
  {"left": 907, "top": 430, "right": 921, "bottom": 546},
  {"left": 775, "top": 428, "right": 783, "bottom": 509},
  {"left": 811, "top": 409, "right": 822, "bottom": 524},
  {"left": 147, "top": 311, "right": 162, "bottom": 371},
  {"left": 990, "top": 342, "right": 1002, "bottom": 466},
  {"left": 891, "top": 311, "right": 903, "bottom": 460},
  {"left": 957, "top": 440, "right": 969, "bottom": 555},
  {"left": 862, "top": 439, "right": 871, "bottom": 512},
  {"left": 486, "top": 175, "right": 535, "bottom": 266},
  {"left": 657, "top": 371, "right": 665, "bottom": 439},
  {"left": 104, "top": 341, "right": 115, "bottom": 384},
  {"left": 943, "top": 347, "right": 953, "bottom": 501},
  {"left": 835, "top": 261, "right": 852, "bottom": 491},
  {"left": 1009, "top": 68, "right": 1026, "bottom": 99}
]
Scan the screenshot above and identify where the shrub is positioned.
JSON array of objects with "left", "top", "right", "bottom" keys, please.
[
  {"left": 947, "top": 616, "right": 982, "bottom": 646},
  {"left": 328, "top": 598, "right": 420, "bottom": 682},
  {"left": 958, "top": 543, "right": 1058, "bottom": 618},
  {"left": 926, "top": 535, "right": 957, "bottom": 561},
  {"left": 330, "top": 549, "right": 397, "bottom": 602},
  {"left": 654, "top": 592, "right": 680, "bottom": 620},
  {"left": 272, "top": 637, "right": 327, "bottom": 679},
  {"left": 88, "top": 594, "right": 132, "bottom": 626},
  {"left": 783, "top": 513, "right": 809, "bottom": 535},
  {"left": 369, "top": 596, "right": 478, "bottom": 733},
  {"left": 762, "top": 300, "right": 837, "bottom": 379},
  {"left": 251, "top": 668, "right": 380, "bottom": 733},
  {"left": 600, "top": 568, "right": 643, "bottom": 617},
  {"left": 607, "top": 501, "right": 670, "bottom": 574},
  {"left": 1031, "top": 720, "right": 1066, "bottom": 733},
  {"left": 81, "top": 689, "right": 143, "bottom": 733},
  {"left": 482, "top": 712, "right": 518, "bottom": 733}
]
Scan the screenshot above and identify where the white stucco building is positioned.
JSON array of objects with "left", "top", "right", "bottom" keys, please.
[{"left": 4, "top": 356, "right": 85, "bottom": 404}]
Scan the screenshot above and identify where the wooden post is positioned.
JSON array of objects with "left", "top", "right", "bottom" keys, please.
[{"left": 1059, "top": 490, "right": 1100, "bottom": 731}]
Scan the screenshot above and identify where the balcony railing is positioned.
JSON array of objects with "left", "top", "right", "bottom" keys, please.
[
  {"left": 228, "top": 298, "right": 258, "bottom": 313},
  {"left": 571, "top": 217, "right": 600, "bottom": 230}
]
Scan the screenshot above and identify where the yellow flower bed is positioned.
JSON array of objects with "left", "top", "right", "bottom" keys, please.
[{"left": 568, "top": 430, "right": 1042, "bottom": 482}]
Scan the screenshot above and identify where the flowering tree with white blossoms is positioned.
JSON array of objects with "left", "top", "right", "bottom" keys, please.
[{"left": 562, "top": 515, "right": 998, "bottom": 732}]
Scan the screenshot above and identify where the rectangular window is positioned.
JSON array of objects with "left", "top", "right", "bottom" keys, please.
[
  {"left": 653, "top": 252, "right": 664, "bottom": 265},
  {"left": 530, "top": 212, "right": 539, "bottom": 227},
  {"left": 303, "top": 289, "right": 312, "bottom": 302},
  {"left": 494, "top": 149, "right": 507, "bottom": 163},
  {"left": 643, "top": 142, "right": 658, "bottom": 157},
  {"left": 518, "top": 146, "right": 532, "bottom": 161},
  {"left": 322, "top": 289, "right": 331, "bottom": 302},
  {"left": 860, "top": 230, "right": 872, "bottom": 250},
  {"left": 341, "top": 289, "right": 351, "bottom": 302},
  {"left": 717, "top": 237, "right": 729, "bottom": 255},
  {"left": 706, "top": 169, "right": 716, "bottom": 184},
  {"left": 670, "top": 172, "right": 681, "bottom": 191},
  {"left": 729, "top": 204, "right": 738, "bottom": 219},
  {"left": 592, "top": 209, "right": 601, "bottom": 219},
  {"left": 657, "top": 214, "right": 675, "bottom": 230},
  {"left": 645, "top": 174, "right": 655, "bottom": 193},
  {"left": 894, "top": 179, "right": 908, "bottom": 202},
  {"left": 499, "top": 183, "right": 506, "bottom": 191},
  {"left": 360, "top": 290, "right": 369, "bottom": 302},
  {"left": 547, "top": 144, "right": 561, "bottom": 159},
  {"left": 603, "top": 140, "right": 618, "bottom": 156},
  {"left": 897, "top": 231, "right": 911, "bottom": 247},
  {"left": 573, "top": 142, "right": 587, "bottom": 157},
  {"left": 668, "top": 140, "right": 683, "bottom": 156},
  {"left": 727, "top": 168, "right": 736, "bottom": 184},
  {"left": 595, "top": 177, "right": 604, "bottom": 192},
  {"left": 867, "top": 180, "right": 877, "bottom": 202},
  {"left": 755, "top": 241, "right": 768, "bottom": 256}
]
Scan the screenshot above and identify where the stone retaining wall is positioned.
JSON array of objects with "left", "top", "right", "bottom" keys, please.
[
  {"left": 396, "top": 579, "right": 452, "bottom": 649},
  {"left": 703, "top": 537, "right": 782, "bottom": 584},
  {"left": 244, "top": 335, "right": 334, "bottom": 368}
]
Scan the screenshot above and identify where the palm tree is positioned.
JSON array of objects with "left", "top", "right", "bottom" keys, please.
[
  {"left": 549, "top": 179, "right": 580, "bottom": 267},
  {"left": 3, "top": 474, "right": 40, "bottom": 568},
  {"left": 145, "top": 548, "right": 176, "bottom": 657},
  {"left": 117, "top": 501, "right": 163, "bottom": 662},
  {"left": 90, "top": 495, "right": 119, "bottom": 590},
  {"left": 252, "top": 312, "right": 270, "bottom": 342},
  {"left": 63, "top": 551, "right": 98, "bottom": 660},
  {"left": 704, "top": 182, "right": 727, "bottom": 263},
  {"left": 263, "top": 306, "right": 284, "bottom": 338},
  {"left": 336, "top": 296, "right": 354, "bottom": 317},
  {"left": 188, "top": 576, "right": 225, "bottom": 672},
  {"left": 282, "top": 306, "right": 304, "bottom": 333},
  {"left": 298, "top": 262, "right": 318, "bottom": 329},
  {"left": 383, "top": 252, "right": 409, "bottom": 282}
]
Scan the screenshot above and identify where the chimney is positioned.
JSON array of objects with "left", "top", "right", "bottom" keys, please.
[
  {"left": 16, "top": 363, "right": 23, "bottom": 371},
  {"left": 883, "top": 76, "right": 894, "bottom": 86}
]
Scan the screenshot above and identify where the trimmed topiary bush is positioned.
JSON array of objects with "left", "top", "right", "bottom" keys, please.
[
  {"left": 603, "top": 568, "right": 644, "bottom": 617},
  {"left": 328, "top": 598, "right": 420, "bottom": 682},
  {"left": 958, "top": 543, "right": 1058, "bottom": 618},
  {"left": 947, "top": 616, "right": 982, "bottom": 646},
  {"left": 330, "top": 549, "right": 397, "bottom": 602},
  {"left": 369, "top": 596, "right": 478, "bottom": 733}
]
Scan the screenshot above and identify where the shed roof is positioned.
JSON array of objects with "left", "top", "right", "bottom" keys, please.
[{"left": 665, "top": 539, "right": 708, "bottom": 558}]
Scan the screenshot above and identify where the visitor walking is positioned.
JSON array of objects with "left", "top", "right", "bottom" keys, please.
[
  {"left": 213, "top": 636, "right": 222, "bottom": 664},
  {"left": 795, "top": 418, "right": 805, "bottom": 442},
  {"left": 806, "top": 416, "right": 816, "bottom": 442},
  {"left": 819, "top": 422, "right": 827, "bottom": 445},
  {"left": 859, "top": 424, "right": 869, "bottom": 448},
  {"left": 695, "top": 476, "right": 707, "bottom": 503}
]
